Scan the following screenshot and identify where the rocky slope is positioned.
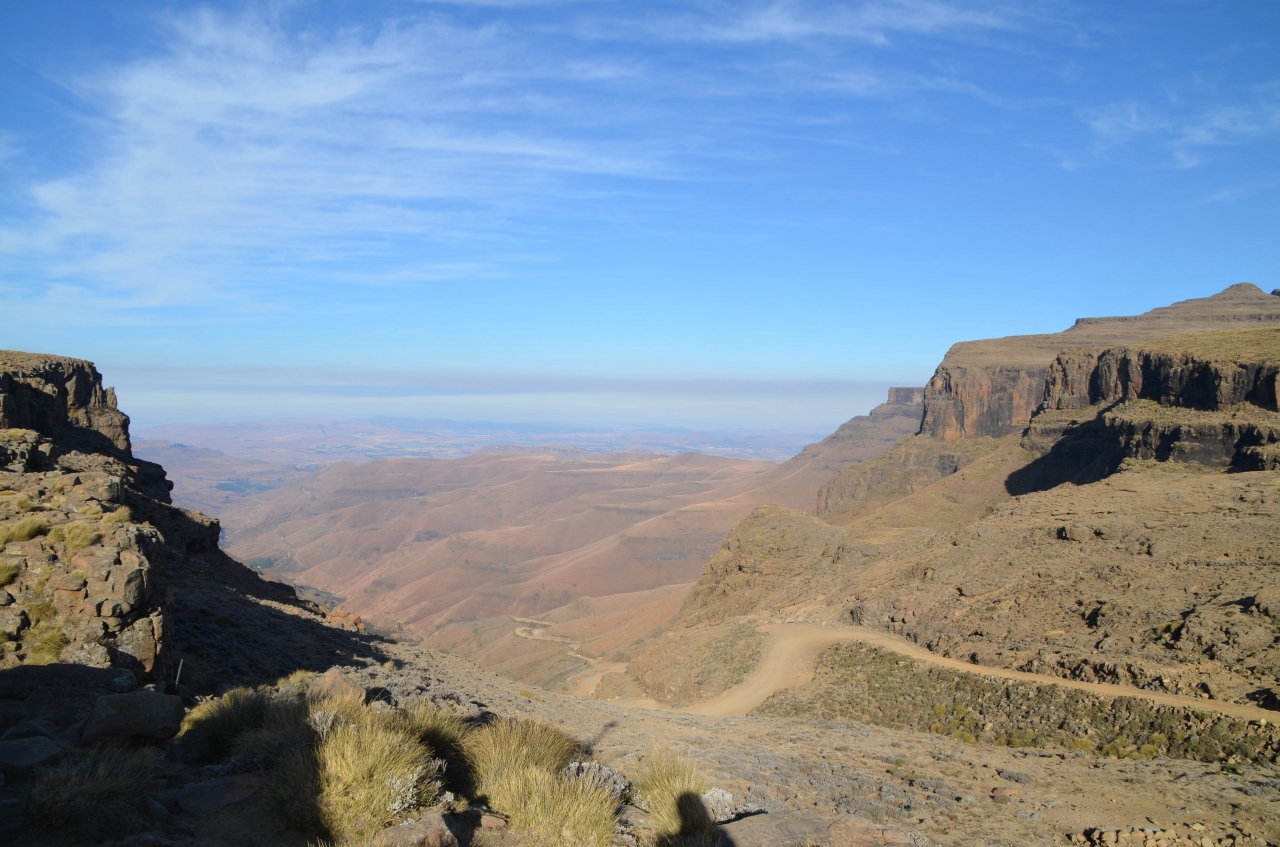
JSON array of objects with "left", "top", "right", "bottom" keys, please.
[{"left": 631, "top": 285, "right": 1280, "bottom": 715}]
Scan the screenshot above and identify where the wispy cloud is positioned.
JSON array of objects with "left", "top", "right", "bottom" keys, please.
[
  {"left": 0, "top": 8, "right": 671, "bottom": 308},
  {"left": 1078, "top": 83, "right": 1280, "bottom": 167}
]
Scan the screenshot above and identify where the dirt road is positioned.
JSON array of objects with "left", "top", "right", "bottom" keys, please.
[{"left": 681, "top": 622, "right": 1280, "bottom": 722}]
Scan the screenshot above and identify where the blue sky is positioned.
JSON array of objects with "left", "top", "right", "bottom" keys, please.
[{"left": 1, "top": 1, "right": 1277, "bottom": 431}]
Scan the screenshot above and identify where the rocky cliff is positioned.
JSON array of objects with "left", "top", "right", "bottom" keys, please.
[
  {"left": 0, "top": 350, "right": 376, "bottom": 695},
  {"left": 919, "top": 283, "right": 1280, "bottom": 442}
]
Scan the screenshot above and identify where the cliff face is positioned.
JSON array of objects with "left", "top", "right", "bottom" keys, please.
[
  {"left": 1013, "top": 328, "right": 1280, "bottom": 485},
  {"left": 1044, "top": 335, "right": 1280, "bottom": 413},
  {"left": 0, "top": 352, "right": 132, "bottom": 456},
  {"left": 918, "top": 365, "right": 1042, "bottom": 440},
  {"left": 917, "top": 284, "right": 1280, "bottom": 443}
]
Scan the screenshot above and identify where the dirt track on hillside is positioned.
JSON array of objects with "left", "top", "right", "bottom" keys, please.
[{"left": 681, "top": 623, "right": 1280, "bottom": 721}]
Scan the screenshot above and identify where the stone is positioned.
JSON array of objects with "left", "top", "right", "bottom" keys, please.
[
  {"left": 717, "top": 810, "right": 887, "bottom": 847},
  {"left": 309, "top": 667, "right": 366, "bottom": 703},
  {"left": 479, "top": 814, "right": 506, "bottom": 829},
  {"left": 0, "top": 735, "right": 61, "bottom": 773},
  {"left": 80, "top": 690, "right": 183, "bottom": 744},
  {"left": 370, "top": 812, "right": 459, "bottom": 847},
  {"left": 175, "top": 774, "right": 266, "bottom": 816},
  {"left": 700, "top": 787, "right": 736, "bottom": 823},
  {"left": 0, "top": 718, "right": 56, "bottom": 741},
  {"left": 1253, "top": 587, "right": 1278, "bottom": 619}
]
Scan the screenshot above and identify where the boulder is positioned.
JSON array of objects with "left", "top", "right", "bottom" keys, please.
[
  {"left": 370, "top": 812, "right": 459, "bottom": 847},
  {"left": 1254, "top": 586, "right": 1278, "bottom": 619},
  {"left": 0, "top": 735, "right": 61, "bottom": 773},
  {"left": 175, "top": 774, "right": 265, "bottom": 816},
  {"left": 309, "top": 667, "right": 366, "bottom": 703},
  {"left": 80, "top": 690, "right": 183, "bottom": 744}
]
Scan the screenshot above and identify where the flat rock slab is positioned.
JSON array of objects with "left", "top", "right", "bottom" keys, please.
[
  {"left": 81, "top": 690, "right": 183, "bottom": 744},
  {"left": 175, "top": 774, "right": 266, "bottom": 816},
  {"left": 0, "top": 735, "right": 61, "bottom": 773},
  {"left": 717, "top": 811, "right": 911, "bottom": 847},
  {"left": 371, "top": 812, "right": 458, "bottom": 847},
  {"left": 309, "top": 667, "right": 367, "bottom": 703}
]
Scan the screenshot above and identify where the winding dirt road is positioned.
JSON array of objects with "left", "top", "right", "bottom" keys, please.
[{"left": 681, "top": 622, "right": 1280, "bottom": 722}]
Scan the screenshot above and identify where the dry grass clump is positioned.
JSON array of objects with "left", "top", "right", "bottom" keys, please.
[
  {"left": 465, "top": 716, "right": 581, "bottom": 786},
  {"left": 484, "top": 765, "right": 618, "bottom": 847},
  {"left": 0, "top": 515, "right": 50, "bottom": 548},
  {"left": 101, "top": 505, "right": 133, "bottom": 524},
  {"left": 0, "top": 559, "right": 18, "bottom": 587},
  {"left": 12, "top": 494, "right": 34, "bottom": 513},
  {"left": 179, "top": 687, "right": 270, "bottom": 757},
  {"left": 393, "top": 701, "right": 473, "bottom": 793},
  {"left": 313, "top": 719, "right": 439, "bottom": 842},
  {"left": 48, "top": 520, "right": 101, "bottom": 556},
  {"left": 22, "top": 621, "right": 67, "bottom": 665},
  {"left": 633, "top": 753, "right": 715, "bottom": 845},
  {"left": 464, "top": 717, "right": 619, "bottom": 845},
  {"left": 25, "top": 747, "right": 161, "bottom": 838}
]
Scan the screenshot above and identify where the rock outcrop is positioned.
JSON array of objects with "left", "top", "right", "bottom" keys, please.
[
  {"left": 0, "top": 352, "right": 133, "bottom": 456},
  {"left": 918, "top": 283, "right": 1280, "bottom": 442}
]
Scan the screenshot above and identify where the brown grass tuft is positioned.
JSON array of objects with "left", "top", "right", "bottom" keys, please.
[
  {"left": 48, "top": 520, "right": 101, "bottom": 556},
  {"left": 483, "top": 765, "right": 618, "bottom": 846},
  {"left": 633, "top": 752, "right": 715, "bottom": 845},
  {"left": 101, "top": 505, "right": 133, "bottom": 525},
  {"left": 392, "top": 701, "right": 473, "bottom": 793},
  {"left": 0, "top": 515, "right": 50, "bottom": 549},
  {"left": 179, "top": 687, "right": 270, "bottom": 757}
]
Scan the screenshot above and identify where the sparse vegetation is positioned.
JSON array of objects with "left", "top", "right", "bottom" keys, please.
[
  {"left": 0, "top": 515, "right": 50, "bottom": 548},
  {"left": 633, "top": 752, "right": 715, "bottom": 845},
  {"left": 48, "top": 520, "right": 101, "bottom": 555},
  {"left": 0, "top": 559, "right": 18, "bottom": 587},
  {"left": 25, "top": 747, "right": 161, "bottom": 838}
]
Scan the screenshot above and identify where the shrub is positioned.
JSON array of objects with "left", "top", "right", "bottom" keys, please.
[
  {"left": 483, "top": 765, "right": 618, "bottom": 846},
  {"left": 0, "top": 560, "right": 18, "bottom": 587},
  {"left": 314, "top": 719, "right": 439, "bottom": 842},
  {"left": 49, "top": 521, "right": 101, "bottom": 556},
  {"left": 0, "top": 515, "right": 50, "bottom": 549},
  {"left": 632, "top": 752, "right": 715, "bottom": 845},
  {"left": 101, "top": 505, "right": 133, "bottom": 525},
  {"left": 465, "top": 717, "right": 581, "bottom": 812},
  {"left": 25, "top": 747, "right": 161, "bottom": 838},
  {"left": 179, "top": 687, "right": 270, "bottom": 757}
]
